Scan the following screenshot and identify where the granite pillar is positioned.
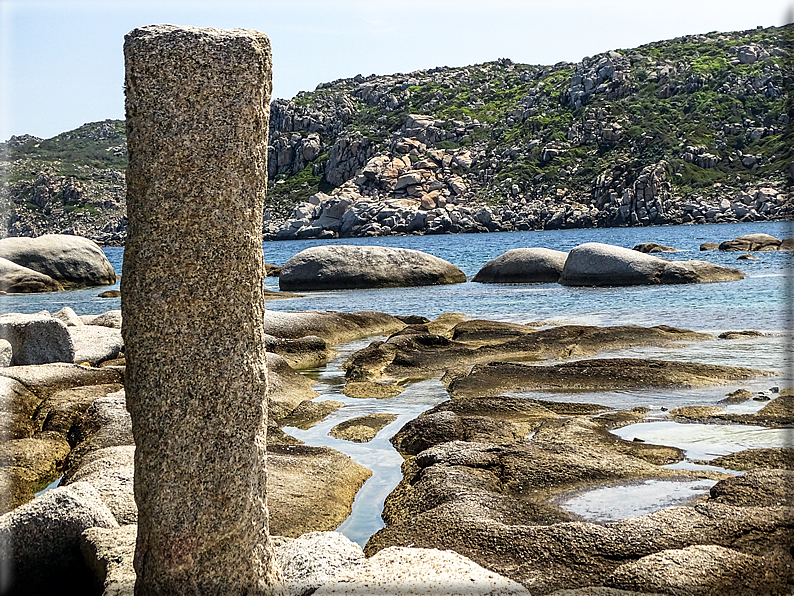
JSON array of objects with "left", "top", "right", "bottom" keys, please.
[{"left": 122, "top": 24, "right": 276, "bottom": 594}]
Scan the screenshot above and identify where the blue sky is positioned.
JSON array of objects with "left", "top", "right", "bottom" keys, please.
[{"left": 1, "top": 0, "right": 792, "bottom": 141}]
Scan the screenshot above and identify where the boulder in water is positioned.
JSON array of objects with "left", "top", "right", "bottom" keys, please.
[
  {"left": 0, "top": 235, "right": 116, "bottom": 288},
  {"left": 472, "top": 247, "right": 568, "bottom": 284},
  {"left": 279, "top": 245, "right": 466, "bottom": 291},
  {"left": 560, "top": 242, "right": 744, "bottom": 286}
]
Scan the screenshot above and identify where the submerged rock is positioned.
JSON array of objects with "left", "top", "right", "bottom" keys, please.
[
  {"left": 279, "top": 245, "right": 466, "bottom": 290},
  {"left": 632, "top": 242, "right": 680, "bottom": 253},
  {"left": 329, "top": 413, "right": 398, "bottom": 443}
]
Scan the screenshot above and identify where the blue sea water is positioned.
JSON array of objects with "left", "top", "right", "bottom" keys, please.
[{"left": 5, "top": 220, "right": 793, "bottom": 543}]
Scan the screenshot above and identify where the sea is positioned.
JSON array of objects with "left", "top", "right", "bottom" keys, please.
[{"left": 6, "top": 220, "right": 793, "bottom": 545}]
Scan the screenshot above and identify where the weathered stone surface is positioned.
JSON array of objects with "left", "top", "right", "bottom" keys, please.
[
  {"left": 64, "top": 391, "right": 134, "bottom": 474},
  {"left": 34, "top": 382, "right": 122, "bottom": 435},
  {"left": 718, "top": 233, "right": 782, "bottom": 251},
  {"left": 708, "top": 469, "right": 794, "bottom": 507},
  {"left": 0, "top": 338, "right": 11, "bottom": 367},
  {"left": 264, "top": 310, "right": 404, "bottom": 345},
  {"left": 69, "top": 325, "right": 124, "bottom": 365},
  {"left": 712, "top": 394, "right": 794, "bottom": 426},
  {"left": 0, "top": 234, "right": 116, "bottom": 288},
  {"left": 312, "top": 546, "right": 530, "bottom": 595},
  {"left": 0, "top": 362, "right": 123, "bottom": 399},
  {"left": 123, "top": 23, "right": 276, "bottom": 593},
  {"left": 329, "top": 412, "right": 397, "bottom": 443},
  {"left": 560, "top": 242, "right": 744, "bottom": 286},
  {"left": 81, "top": 524, "right": 137, "bottom": 596},
  {"left": 265, "top": 333, "right": 331, "bottom": 368},
  {"left": 274, "top": 531, "right": 364, "bottom": 596},
  {"left": 345, "top": 324, "right": 714, "bottom": 385},
  {"left": 267, "top": 445, "right": 372, "bottom": 537},
  {"left": 0, "top": 482, "right": 118, "bottom": 595},
  {"left": 472, "top": 247, "right": 568, "bottom": 284},
  {"left": 53, "top": 306, "right": 84, "bottom": 327},
  {"left": 279, "top": 400, "right": 345, "bottom": 430},
  {"left": 605, "top": 544, "right": 789, "bottom": 595},
  {"left": 0, "top": 257, "right": 62, "bottom": 293},
  {"left": 67, "top": 445, "right": 137, "bottom": 525},
  {"left": 342, "top": 380, "right": 405, "bottom": 399},
  {"left": 279, "top": 245, "right": 466, "bottom": 290},
  {"left": 267, "top": 352, "right": 320, "bottom": 421},
  {"left": 89, "top": 309, "right": 122, "bottom": 329},
  {"left": 695, "top": 447, "right": 794, "bottom": 471},
  {"left": 0, "top": 431, "right": 71, "bottom": 513},
  {"left": 448, "top": 358, "right": 773, "bottom": 398},
  {"left": 0, "top": 313, "right": 75, "bottom": 365},
  {"left": 0, "top": 375, "right": 39, "bottom": 439}
]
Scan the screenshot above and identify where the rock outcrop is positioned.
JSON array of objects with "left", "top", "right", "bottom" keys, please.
[{"left": 279, "top": 245, "right": 466, "bottom": 290}]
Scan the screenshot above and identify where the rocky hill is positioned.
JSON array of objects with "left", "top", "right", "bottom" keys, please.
[{"left": 1, "top": 24, "right": 791, "bottom": 244}]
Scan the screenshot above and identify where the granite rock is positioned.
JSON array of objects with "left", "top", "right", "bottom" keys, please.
[{"left": 472, "top": 247, "right": 568, "bottom": 284}]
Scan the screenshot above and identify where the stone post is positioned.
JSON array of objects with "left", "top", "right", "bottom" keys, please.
[{"left": 122, "top": 25, "right": 276, "bottom": 594}]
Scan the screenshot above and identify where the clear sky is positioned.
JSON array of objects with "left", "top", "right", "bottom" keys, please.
[{"left": 1, "top": 0, "right": 792, "bottom": 141}]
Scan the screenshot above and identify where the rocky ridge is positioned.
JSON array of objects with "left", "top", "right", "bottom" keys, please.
[{"left": 1, "top": 25, "right": 792, "bottom": 243}]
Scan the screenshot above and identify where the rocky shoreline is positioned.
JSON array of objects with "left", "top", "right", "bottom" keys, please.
[{"left": 1, "top": 302, "right": 790, "bottom": 594}]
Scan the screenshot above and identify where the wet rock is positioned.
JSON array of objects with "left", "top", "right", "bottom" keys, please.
[
  {"left": 275, "top": 531, "right": 364, "bottom": 596},
  {"left": 447, "top": 358, "right": 771, "bottom": 398},
  {"left": 279, "top": 245, "right": 466, "bottom": 291},
  {"left": 0, "top": 376, "right": 40, "bottom": 439},
  {"left": 0, "top": 482, "right": 118, "bottom": 596},
  {"left": 280, "top": 400, "right": 345, "bottom": 430},
  {"left": 472, "top": 248, "right": 568, "bottom": 284},
  {"left": 80, "top": 524, "right": 137, "bottom": 596},
  {"left": 708, "top": 469, "right": 794, "bottom": 507},
  {"left": 712, "top": 394, "right": 794, "bottom": 426},
  {"left": 34, "top": 383, "right": 123, "bottom": 435},
  {"left": 737, "top": 253, "right": 759, "bottom": 260},
  {"left": 329, "top": 412, "right": 398, "bottom": 443},
  {"left": 312, "top": 546, "right": 530, "bottom": 596},
  {"left": 718, "top": 330, "right": 764, "bottom": 339},
  {"left": 266, "top": 352, "right": 320, "bottom": 421},
  {"left": 267, "top": 444, "right": 372, "bottom": 537},
  {"left": 720, "top": 388, "right": 754, "bottom": 404},
  {"left": 264, "top": 310, "right": 404, "bottom": 345},
  {"left": 342, "top": 380, "right": 405, "bottom": 399},
  {"left": 718, "top": 233, "right": 782, "bottom": 251},
  {"left": 0, "top": 431, "right": 71, "bottom": 513},
  {"left": 346, "top": 324, "right": 714, "bottom": 385},
  {"left": 696, "top": 448, "right": 794, "bottom": 471},
  {"left": 0, "top": 234, "right": 117, "bottom": 288},
  {"left": 0, "top": 313, "right": 74, "bottom": 366},
  {"left": 669, "top": 406, "right": 724, "bottom": 420},
  {"left": 265, "top": 334, "right": 332, "bottom": 369},
  {"left": 699, "top": 242, "right": 719, "bottom": 251},
  {"left": 632, "top": 243, "right": 679, "bottom": 253},
  {"left": 605, "top": 544, "right": 789, "bottom": 596},
  {"left": 97, "top": 289, "right": 121, "bottom": 298},
  {"left": 560, "top": 242, "right": 744, "bottom": 286},
  {"left": 0, "top": 257, "right": 62, "bottom": 293}
]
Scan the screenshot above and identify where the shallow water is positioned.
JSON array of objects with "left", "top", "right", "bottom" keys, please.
[
  {"left": 6, "top": 220, "right": 793, "bottom": 541},
  {"left": 558, "top": 478, "right": 718, "bottom": 523}
]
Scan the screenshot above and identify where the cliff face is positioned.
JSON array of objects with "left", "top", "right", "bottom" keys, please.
[{"left": 1, "top": 25, "right": 791, "bottom": 244}]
